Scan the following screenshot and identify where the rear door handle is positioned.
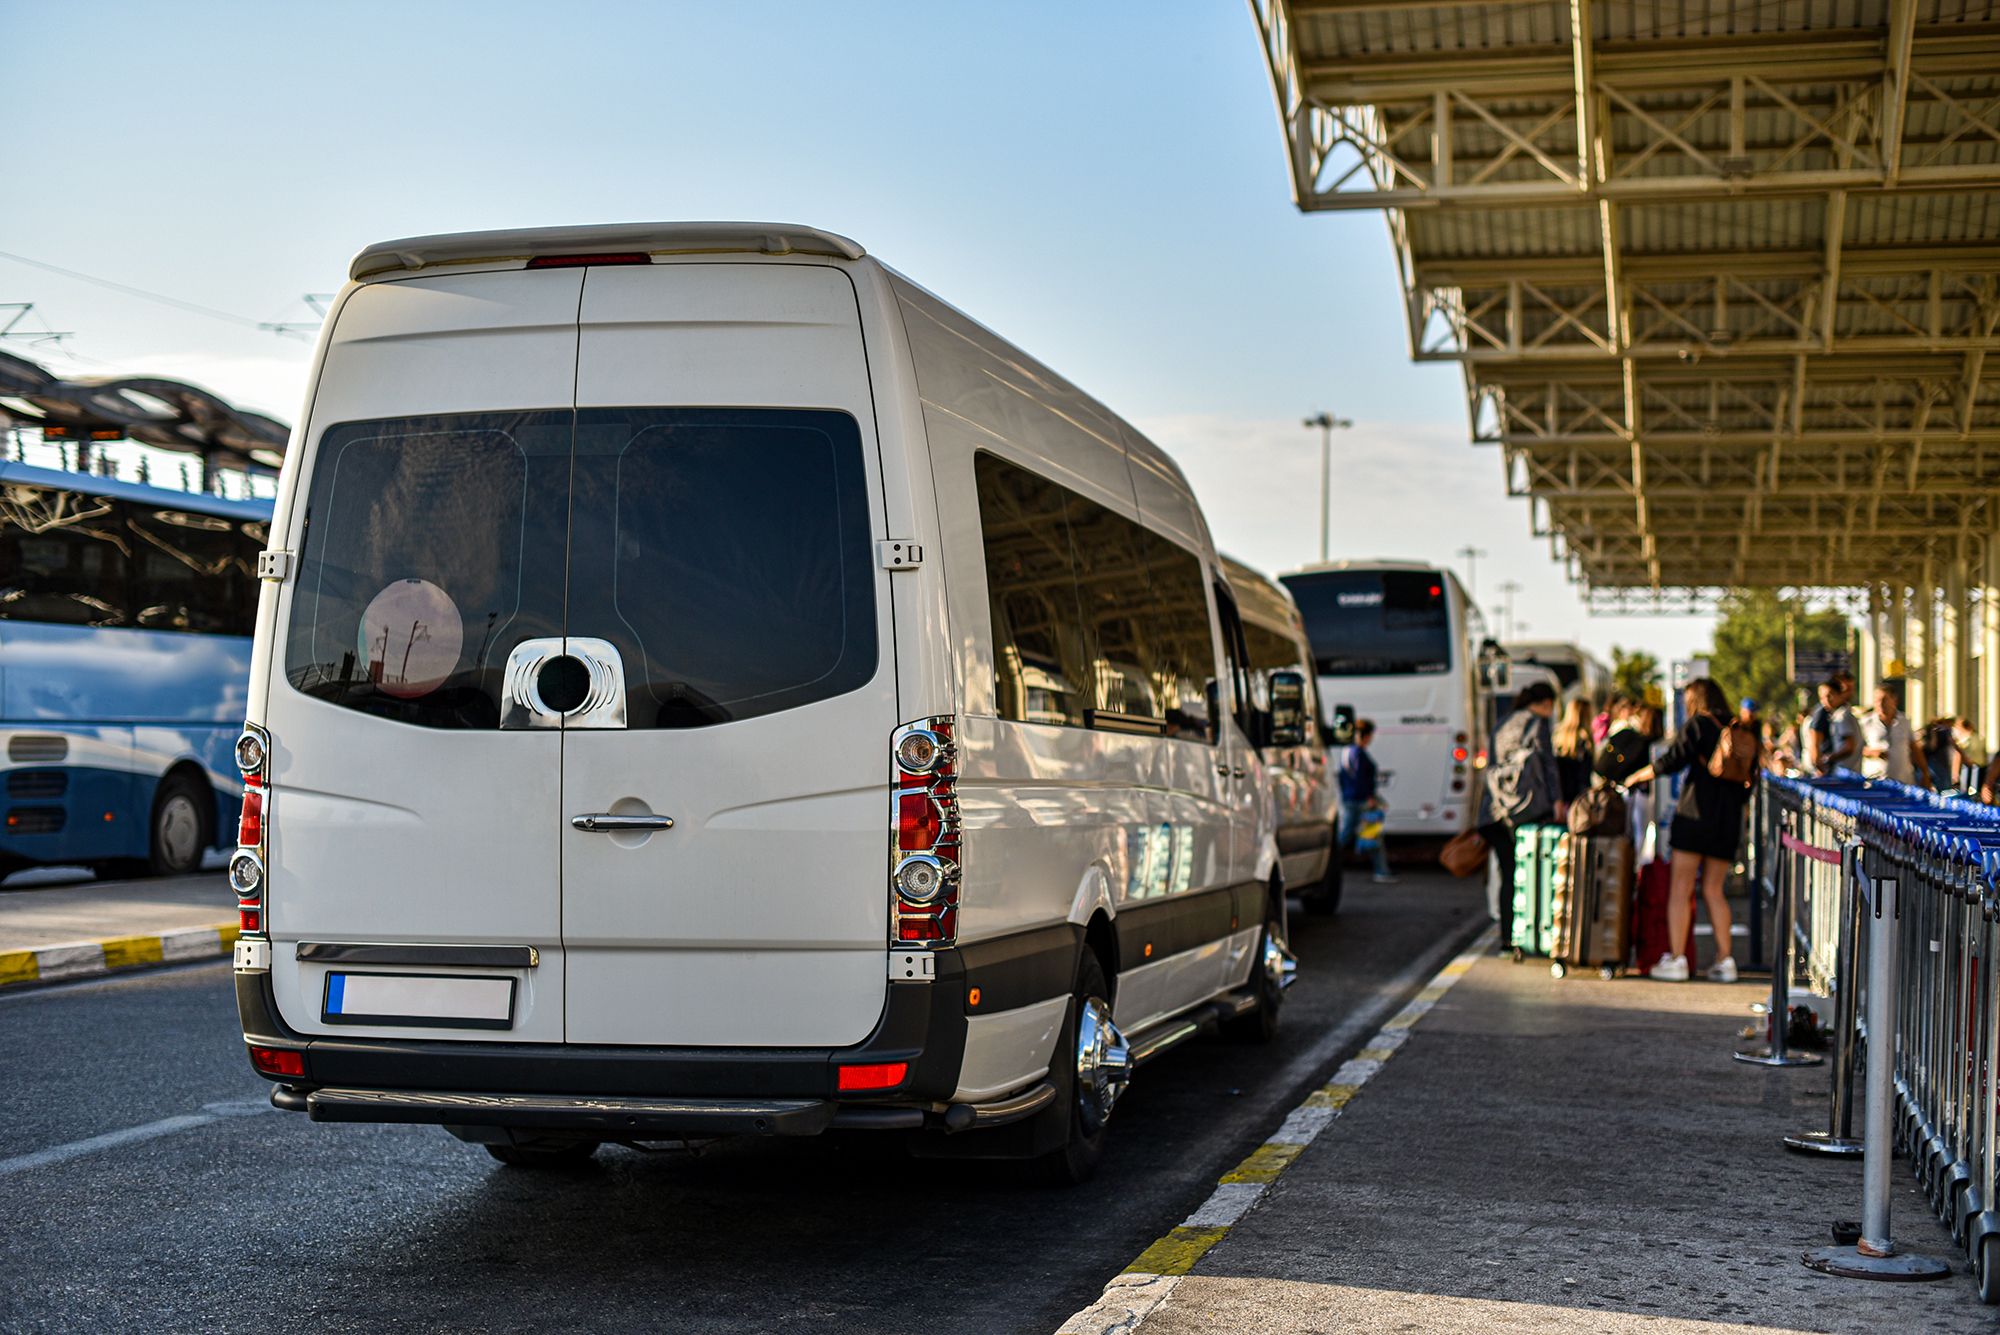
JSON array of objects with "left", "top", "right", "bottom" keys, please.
[{"left": 571, "top": 814, "right": 675, "bottom": 832}]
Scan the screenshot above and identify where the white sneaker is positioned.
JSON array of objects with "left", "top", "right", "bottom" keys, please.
[
  {"left": 1707, "top": 957, "right": 1738, "bottom": 983},
  {"left": 1651, "top": 953, "right": 1690, "bottom": 981},
  {"left": 1372, "top": 874, "right": 1401, "bottom": 885}
]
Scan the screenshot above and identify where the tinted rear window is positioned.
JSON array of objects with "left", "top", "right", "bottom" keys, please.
[
  {"left": 566, "top": 408, "right": 877, "bottom": 728},
  {"left": 284, "top": 408, "right": 877, "bottom": 731},
  {"left": 285, "top": 413, "right": 572, "bottom": 728},
  {"left": 1281, "top": 570, "right": 1452, "bottom": 677}
]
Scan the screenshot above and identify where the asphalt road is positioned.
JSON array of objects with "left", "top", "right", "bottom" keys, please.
[{"left": 0, "top": 872, "right": 1485, "bottom": 1335}]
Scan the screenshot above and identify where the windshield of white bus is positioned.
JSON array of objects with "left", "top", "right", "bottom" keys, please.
[{"left": 1281, "top": 570, "right": 1452, "bottom": 677}]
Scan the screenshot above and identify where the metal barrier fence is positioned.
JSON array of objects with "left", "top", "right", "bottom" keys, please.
[{"left": 1762, "top": 770, "right": 2000, "bottom": 1291}]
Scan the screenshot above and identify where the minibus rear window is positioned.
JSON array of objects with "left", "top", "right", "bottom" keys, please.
[
  {"left": 284, "top": 413, "right": 572, "bottom": 728},
  {"left": 566, "top": 408, "right": 877, "bottom": 728}
]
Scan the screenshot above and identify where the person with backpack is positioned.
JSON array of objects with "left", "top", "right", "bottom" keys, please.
[
  {"left": 1619, "top": 677, "right": 1753, "bottom": 982},
  {"left": 1477, "top": 680, "right": 1564, "bottom": 949}
]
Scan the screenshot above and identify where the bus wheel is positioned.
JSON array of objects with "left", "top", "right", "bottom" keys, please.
[{"left": 149, "top": 772, "right": 211, "bottom": 877}]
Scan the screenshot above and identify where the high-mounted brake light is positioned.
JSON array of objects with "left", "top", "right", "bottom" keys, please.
[
  {"left": 889, "top": 717, "right": 959, "bottom": 949},
  {"left": 524, "top": 253, "right": 651, "bottom": 269},
  {"left": 837, "top": 1061, "right": 908, "bottom": 1092}
]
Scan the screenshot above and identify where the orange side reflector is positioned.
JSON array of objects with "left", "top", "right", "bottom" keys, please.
[{"left": 967, "top": 987, "right": 982, "bottom": 1008}]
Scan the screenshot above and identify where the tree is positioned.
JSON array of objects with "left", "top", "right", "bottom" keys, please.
[
  {"left": 1611, "top": 645, "right": 1659, "bottom": 701},
  {"left": 1707, "top": 590, "right": 1850, "bottom": 721}
]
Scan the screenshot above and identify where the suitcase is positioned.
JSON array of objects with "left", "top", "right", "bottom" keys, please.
[
  {"left": 1509, "top": 824, "right": 1565, "bottom": 957},
  {"left": 1631, "top": 855, "right": 1699, "bottom": 975},
  {"left": 1550, "top": 833, "right": 1633, "bottom": 978}
]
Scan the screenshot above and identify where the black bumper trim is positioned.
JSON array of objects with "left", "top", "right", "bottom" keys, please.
[{"left": 307, "top": 1087, "right": 835, "bottom": 1137}]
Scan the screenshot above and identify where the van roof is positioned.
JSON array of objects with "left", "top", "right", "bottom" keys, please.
[{"left": 349, "top": 222, "right": 866, "bottom": 280}]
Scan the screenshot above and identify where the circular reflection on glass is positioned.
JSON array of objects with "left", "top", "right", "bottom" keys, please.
[{"left": 358, "top": 579, "right": 464, "bottom": 700}]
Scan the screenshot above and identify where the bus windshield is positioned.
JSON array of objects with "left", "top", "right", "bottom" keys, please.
[{"left": 1281, "top": 569, "right": 1452, "bottom": 677}]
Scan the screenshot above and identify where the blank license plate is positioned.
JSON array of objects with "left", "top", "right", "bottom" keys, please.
[{"left": 322, "top": 972, "right": 515, "bottom": 1029}]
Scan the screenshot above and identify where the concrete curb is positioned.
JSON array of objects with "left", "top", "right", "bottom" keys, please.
[
  {"left": 1056, "top": 924, "right": 1499, "bottom": 1335},
  {"left": 0, "top": 923, "right": 240, "bottom": 990}
]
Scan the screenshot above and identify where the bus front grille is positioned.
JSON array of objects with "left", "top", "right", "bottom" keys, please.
[
  {"left": 4, "top": 808, "right": 66, "bottom": 835},
  {"left": 7, "top": 736, "right": 69, "bottom": 763},
  {"left": 6, "top": 770, "right": 68, "bottom": 800}
]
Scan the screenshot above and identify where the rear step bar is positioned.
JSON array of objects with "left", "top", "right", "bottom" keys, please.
[
  {"left": 1126, "top": 989, "right": 1261, "bottom": 1067},
  {"left": 304, "top": 1087, "right": 836, "bottom": 1137}
]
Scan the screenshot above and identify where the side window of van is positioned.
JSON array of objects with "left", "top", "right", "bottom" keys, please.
[
  {"left": 1242, "top": 619, "right": 1306, "bottom": 711},
  {"left": 975, "top": 453, "right": 1090, "bottom": 728},
  {"left": 973, "top": 451, "right": 1217, "bottom": 744}
]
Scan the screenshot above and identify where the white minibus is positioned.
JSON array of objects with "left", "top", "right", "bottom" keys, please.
[
  {"left": 230, "top": 222, "right": 1304, "bottom": 1182},
  {"left": 1279, "top": 561, "right": 1485, "bottom": 838},
  {"left": 1504, "top": 639, "right": 1610, "bottom": 701}
]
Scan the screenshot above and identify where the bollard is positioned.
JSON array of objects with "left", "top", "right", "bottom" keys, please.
[
  {"left": 1786, "top": 839, "right": 1864, "bottom": 1154},
  {"left": 1737, "top": 804, "right": 1823, "bottom": 1068},
  {"left": 1803, "top": 869, "right": 1952, "bottom": 1281}
]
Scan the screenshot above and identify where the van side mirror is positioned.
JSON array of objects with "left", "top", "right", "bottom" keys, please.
[
  {"left": 1267, "top": 671, "right": 1307, "bottom": 747},
  {"left": 1328, "top": 703, "right": 1356, "bottom": 747}
]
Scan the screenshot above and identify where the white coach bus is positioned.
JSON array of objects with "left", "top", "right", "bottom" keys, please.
[
  {"left": 228, "top": 221, "right": 1306, "bottom": 1183},
  {"left": 1279, "top": 561, "right": 1486, "bottom": 838}
]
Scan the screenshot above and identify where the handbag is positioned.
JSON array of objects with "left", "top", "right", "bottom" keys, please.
[
  {"left": 1439, "top": 828, "right": 1489, "bottom": 878},
  {"left": 1356, "top": 813, "right": 1385, "bottom": 851},
  {"left": 1567, "top": 785, "right": 1628, "bottom": 836}
]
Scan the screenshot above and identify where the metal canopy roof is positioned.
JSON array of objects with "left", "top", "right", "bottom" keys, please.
[
  {"left": 1250, "top": 0, "right": 2000, "bottom": 609},
  {"left": 0, "top": 349, "right": 289, "bottom": 472}
]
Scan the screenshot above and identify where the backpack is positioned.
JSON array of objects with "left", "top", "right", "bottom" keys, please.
[{"left": 1708, "top": 716, "right": 1760, "bottom": 787}]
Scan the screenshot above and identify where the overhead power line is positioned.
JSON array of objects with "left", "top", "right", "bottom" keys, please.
[{"left": 0, "top": 248, "right": 282, "bottom": 335}]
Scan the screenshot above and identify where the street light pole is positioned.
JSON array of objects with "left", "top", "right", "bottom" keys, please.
[
  {"left": 1301, "top": 411, "right": 1353, "bottom": 564},
  {"left": 1496, "top": 580, "right": 1522, "bottom": 642},
  {"left": 1456, "top": 545, "right": 1488, "bottom": 600}
]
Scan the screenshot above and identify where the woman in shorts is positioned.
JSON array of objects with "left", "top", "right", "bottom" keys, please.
[{"left": 1621, "top": 677, "right": 1747, "bottom": 982}]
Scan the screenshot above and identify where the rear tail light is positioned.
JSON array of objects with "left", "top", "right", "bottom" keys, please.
[
  {"left": 248, "top": 1045, "right": 304, "bottom": 1078},
  {"left": 233, "top": 723, "right": 272, "bottom": 940},
  {"left": 890, "top": 717, "right": 959, "bottom": 947}
]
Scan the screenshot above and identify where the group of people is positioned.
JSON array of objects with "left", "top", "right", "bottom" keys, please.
[
  {"left": 1772, "top": 672, "right": 1996, "bottom": 798},
  {"left": 1474, "top": 676, "right": 1753, "bottom": 983}
]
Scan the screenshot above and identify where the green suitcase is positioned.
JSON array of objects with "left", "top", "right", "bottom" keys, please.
[{"left": 1509, "top": 824, "right": 1565, "bottom": 956}]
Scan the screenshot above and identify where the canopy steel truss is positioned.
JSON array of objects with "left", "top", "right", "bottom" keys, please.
[{"left": 1250, "top": 0, "right": 2000, "bottom": 596}]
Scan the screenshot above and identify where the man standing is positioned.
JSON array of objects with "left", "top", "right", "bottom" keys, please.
[
  {"left": 1337, "top": 720, "right": 1398, "bottom": 885},
  {"left": 1477, "top": 681, "right": 1564, "bottom": 949},
  {"left": 1862, "top": 683, "right": 1930, "bottom": 787},
  {"left": 1807, "top": 675, "right": 1859, "bottom": 776}
]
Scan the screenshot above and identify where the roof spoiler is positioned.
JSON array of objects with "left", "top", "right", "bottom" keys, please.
[{"left": 349, "top": 222, "right": 865, "bottom": 280}]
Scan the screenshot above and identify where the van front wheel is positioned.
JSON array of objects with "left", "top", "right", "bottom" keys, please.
[{"left": 1037, "top": 951, "right": 1129, "bottom": 1186}]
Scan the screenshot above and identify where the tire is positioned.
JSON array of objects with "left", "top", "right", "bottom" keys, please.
[
  {"left": 485, "top": 1138, "right": 601, "bottom": 1168},
  {"left": 1981, "top": 1234, "right": 2000, "bottom": 1305},
  {"left": 1036, "top": 950, "right": 1127, "bottom": 1186},
  {"left": 147, "top": 771, "right": 212, "bottom": 877},
  {"left": 1227, "top": 899, "right": 1292, "bottom": 1044}
]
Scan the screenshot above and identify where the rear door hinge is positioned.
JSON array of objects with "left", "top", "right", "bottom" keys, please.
[
  {"left": 877, "top": 539, "right": 924, "bottom": 571},
  {"left": 257, "top": 550, "right": 293, "bottom": 582}
]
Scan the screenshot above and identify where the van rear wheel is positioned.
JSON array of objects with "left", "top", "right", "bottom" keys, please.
[
  {"left": 1036, "top": 951, "right": 1128, "bottom": 1186},
  {"left": 1227, "top": 907, "right": 1292, "bottom": 1044},
  {"left": 485, "top": 1138, "right": 601, "bottom": 1168}
]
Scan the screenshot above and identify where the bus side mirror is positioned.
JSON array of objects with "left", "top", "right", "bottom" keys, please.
[
  {"left": 1328, "top": 703, "right": 1356, "bottom": 747},
  {"left": 1267, "top": 671, "right": 1307, "bottom": 747},
  {"left": 1482, "top": 659, "right": 1511, "bottom": 690}
]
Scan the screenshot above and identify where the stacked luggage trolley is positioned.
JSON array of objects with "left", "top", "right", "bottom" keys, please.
[{"left": 1765, "top": 770, "right": 2000, "bottom": 1296}]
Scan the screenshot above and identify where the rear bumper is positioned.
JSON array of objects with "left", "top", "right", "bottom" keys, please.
[{"left": 236, "top": 924, "right": 1081, "bottom": 1131}]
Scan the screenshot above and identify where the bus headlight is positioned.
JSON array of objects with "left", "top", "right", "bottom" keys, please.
[{"left": 228, "top": 850, "right": 265, "bottom": 897}]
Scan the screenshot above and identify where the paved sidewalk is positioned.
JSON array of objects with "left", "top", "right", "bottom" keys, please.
[
  {"left": 1072, "top": 948, "right": 1991, "bottom": 1334},
  {"left": 0, "top": 873, "right": 235, "bottom": 987}
]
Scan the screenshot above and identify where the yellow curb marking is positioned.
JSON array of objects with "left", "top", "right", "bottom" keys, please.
[
  {"left": 0, "top": 950, "right": 38, "bottom": 988},
  {"left": 100, "top": 935, "right": 165, "bottom": 970},
  {"left": 1220, "top": 1141, "right": 1305, "bottom": 1184},
  {"left": 217, "top": 925, "right": 242, "bottom": 946},
  {"left": 1358, "top": 1046, "right": 1397, "bottom": 1062},
  {"left": 1128, "top": 1226, "right": 1230, "bottom": 1277}
]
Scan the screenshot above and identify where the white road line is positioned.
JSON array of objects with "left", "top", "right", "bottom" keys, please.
[{"left": 0, "top": 1098, "right": 277, "bottom": 1178}]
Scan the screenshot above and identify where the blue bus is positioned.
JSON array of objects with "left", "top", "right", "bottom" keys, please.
[{"left": 1, "top": 460, "right": 269, "bottom": 881}]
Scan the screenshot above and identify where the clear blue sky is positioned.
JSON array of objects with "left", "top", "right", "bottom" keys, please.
[{"left": 4, "top": 0, "right": 1720, "bottom": 666}]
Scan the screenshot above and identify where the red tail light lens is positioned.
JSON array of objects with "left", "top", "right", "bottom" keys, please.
[
  {"left": 238, "top": 779, "right": 264, "bottom": 848},
  {"left": 249, "top": 1045, "right": 304, "bottom": 1078},
  {"left": 836, "top": 1061, "right": 908, "bottom": 1091},
  {"left": 240, "top": 908, "right": 261, "bottom": 932},
  {"left": 897, "top": 790, "right": 942, "bottom": 849},
  {"left": 889, "top": 718, "right": 960, "bottom": 947},
  {"left": 1451, "top": 747, "right": 1469, "bottom": 763}
]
